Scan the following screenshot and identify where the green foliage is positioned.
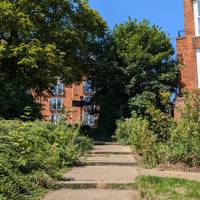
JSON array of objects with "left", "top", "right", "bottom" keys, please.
[
  {"left": 0, "top": 120, "right": 92, "bottom": 200},
  {"left": 0, "top": 79, "right": 42, "bottom": 120},
  {"left": 169, "top": 120, "right": 200, "bottom": 166},
  {"left": 146, "top": 106, "right": 175, "bottom": 142},
  {"left": 181, "top": 90, "right": 200, "bottom": 122},
  {"left": 168, "top": 90, "right": 200, "bottom": 166},
  {"left": 113, "top": 19, "right": 178, "bottom": 114},
  {"left": 136, "top": 176, "right": 200, "bottom": 200},
  {"left": 0, "top": 0, "right": 106, "bottom": 119},
  {"left": 90, "top": 34, "right": 129, "bottom": 138},
  {"left": 115, "top": 90, "right": 200, "bottom": 167},
  {"left": 115, "top": 116, "right": 167, "bottom": 165},
  {"left": 92, "top": 18, "right": 178, "bottom": 137},
  {"left": 114, "top": 119, "right": 131, "bottom": 145}
]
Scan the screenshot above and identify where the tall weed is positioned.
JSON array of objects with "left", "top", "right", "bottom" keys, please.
[{"left": 0, "top": 120, "right": 92, "bottom": 200}]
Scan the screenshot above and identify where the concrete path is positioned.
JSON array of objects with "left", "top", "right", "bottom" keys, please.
[
  {"left": 43, "top": 143, "right": 140, "bottom": 200},
  {"left": 140, "top": 168, "right": 200, "bottom": 182},
  {"left": 43, "top": 189, "right": 139, "bottom": 200},
  {"left": 42, "top": 143, "right": 200, "bottom": 200}
]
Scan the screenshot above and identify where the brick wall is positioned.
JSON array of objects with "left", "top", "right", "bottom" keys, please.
[
  {"left": 175, "top": 0, "right": 200, "bottom": 119},
  {"left": 184, "top": 0, "right": 195, "bottom": 36},
  {"left": 174, "top": 97, "right": 185, "bottom": 120},
  {"left": 177, "top": 0, "right": 198, "bottom": 90},
  {"left": 39, "top": 83, "right": 85, "bottom": 124}
]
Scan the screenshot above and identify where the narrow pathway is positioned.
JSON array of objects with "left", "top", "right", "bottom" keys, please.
[{"left": 43, "top": 143, "right": 140, "bottom": 200}]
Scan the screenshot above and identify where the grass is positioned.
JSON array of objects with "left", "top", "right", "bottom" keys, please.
[
  {"left": 105, "top": 176, "right": 200, "bottom": 199},
  {"left": 136, "top": 176, "right": 200, "bottom": 200},
  {"left": 104, "top": 183, "right": 136, "bottom": 190}
]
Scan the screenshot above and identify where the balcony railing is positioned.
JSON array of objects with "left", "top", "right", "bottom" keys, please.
[{"left": 177, "top": 30, "right": 185, "bottom": 38}]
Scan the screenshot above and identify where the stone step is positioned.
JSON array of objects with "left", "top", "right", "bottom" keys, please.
[
  {"left": 43, "top": 189, "right": 140, "bottom": 200},
  {"left": 63, "top": 165, "right": 138, "bottom": 184},
  {"left": 92, "top": 144, "right": 132, "bottom": 155},
  {"left": 89, "top": 151, "right": 132, "bottom": 155},
  {"left": 84, "top": 161, "right": 137, "bottom": 167},
  {"left": 43, "top": 144, "right": 139, "bottom": 200},
  {"left": 81, "top": 153, "right": 137, "bottom": 166},
  {"left": 55, "top": 181, "right": 136, "bottom": 190},
  {"left": 93, "top": 141, "right": 117, "bottom": 145}
]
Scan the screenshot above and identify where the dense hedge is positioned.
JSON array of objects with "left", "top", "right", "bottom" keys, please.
[
  {"left": 115, "top": 90, "right": 200, "bottom": 167},
  {"left": 0, "top": 120, "right": 92, "bottom": 200}
]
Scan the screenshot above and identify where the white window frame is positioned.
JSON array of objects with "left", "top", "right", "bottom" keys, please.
[
  {"left": 50, "top": 113, "right": 64, "bottom": 122},
  {"left": 52, "top": 83, "right": 64, "bottom": 96},
  {"left": 83, "top": 96, "right": 94, "bottom": 109},
  {"left": 194, "top": 0, "right": 200, "bottom": 36},
  {"left": 83, "top": 80, "right": 95, "bottom": 94},
  {"left": 82, "top": 111, "right": 95, "bottom": 126},
  {"left": 196, "top": 49, "right": 200, "bottom": 88},
  {"left": 84, "top": 96, "right": 93, "bottom": 103},
  {"left": 50, "top": 98, "right": 63, "bottom": 111}
]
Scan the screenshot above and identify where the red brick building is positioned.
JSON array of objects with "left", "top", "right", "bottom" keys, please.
[
  {"left": 38, "top": 80, "right": 97, "bottom": 126},
  {"left": 175, "top": 0, "right": 200, "bottom": 118}
]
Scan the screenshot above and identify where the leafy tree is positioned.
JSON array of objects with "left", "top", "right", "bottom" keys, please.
[
  {"left": 113, "top": 19, "right": 178, "bottom": 115},
  {"left": 92, "top": 19, "right": 178, "bottom": 137},
  {"left": 0, "top": 79, "right": 42, "bottom": 119},
  {"left": 0, "top": 0, "right": 106, "bottom": 118},
  {"left": 90, "top": 35, "right": 129, "bottom": 138}
]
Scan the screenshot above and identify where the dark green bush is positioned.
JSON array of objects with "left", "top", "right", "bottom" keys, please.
[
  {"left": 145, "top": 107, "right": 175, "bottom": 142},
  {"left": 0, "top": 120, "right": 92, "bottom": 200},
  {"left": 114, "top": 119, "right": 131, "bottom": 145},
  {"left": 115, "top": 90, "right": 200, "bottom": 167},
  {"left": 169, "top": 120, "right": 200, "bottom": 166},
  {"left": 115, "top": 114, "right": 172, "bottom": 165},
  {"left": 168, "top": 90, "right": 200, "bottom": 166}
]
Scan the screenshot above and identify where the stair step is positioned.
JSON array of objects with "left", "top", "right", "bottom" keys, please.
[
  {"left": 90, "top": 152, "right": 132, "bottom": 155},
  {"left": 93, "top": 141, "right": 118, "bottom": 145},
  {"left": 84, "top": 161, "right": 137, "bottom": 167},
  {"left": 55, "top": 181, "right": 136, "bottom": 189}
]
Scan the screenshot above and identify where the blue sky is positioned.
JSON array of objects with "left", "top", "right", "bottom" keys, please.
[{"left": 89, "top": 0, "right": 184, "bottom": 49}]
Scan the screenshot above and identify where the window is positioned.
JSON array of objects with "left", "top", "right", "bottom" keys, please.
[
  {"left": 50, "top": 98, "right": 63, "bottom": 110},
  {"left": 50, "top": 114, "right": 63, "bottom": 122},
  {"left": 83, "top": 96, "right": 93, "bottom": 109},
  {"left": 52, "top": 83, "right": 64, "bottom": 96},
  {"left": 82, "top": 112, "right": 95, "bottom": 126},
  {"left": 194, "top": 0, "right": 200, "bottom": 36},
  {"left": 84, "top": 96, "right": 93, "bottom": 103},
  {"left": 196, "top": 49, "right": 200, "bottom": 88},
  {"left": 83, "top": 80, "right": 94, "bottom": 93}
]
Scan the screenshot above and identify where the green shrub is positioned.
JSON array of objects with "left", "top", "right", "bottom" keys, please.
[
  {"left": 169, "top": 120, "right": 200, "bottom": 166},
  {"left": 115, "top": 116, "right": 171, "bottom": 165},
  {"left": 0, "top": 120, "right": 92, "bottom": 200},
  {"left": 115, "top": 90, "right": 200, "bottom": 167},
  {"left": 145, "top": 107, "right": 175, "bottom": 142},
  {"left": 115, "top": 107, "right": 174, "bottom": 165},
  {"left": 167, "top": 90, "right": 200, "bottom": 167},
  {"left": 114, "top": 119, "right": 131, "bottom": 145}
]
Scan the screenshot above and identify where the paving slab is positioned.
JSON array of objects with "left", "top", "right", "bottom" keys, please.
[
  {"left": 82, "top": 154, "right": 137, "bottom": 166},
  {"left": 43, "top": 144, "right": 138, "bottom": 200},
  {"left": 84, "top": 154, "right": 136, "bottom": 163},
  {"left": 140, "top": 168, "right": 200, "bottom": 182},
  {"left": 43, "top": 189, "right": 140, "bottom": 200},
  {"left": 91, "top": 144, "right": 131, "bottom": 154},
  {"left": 63, "top": 165, "right": 138, "bottom": 184}
]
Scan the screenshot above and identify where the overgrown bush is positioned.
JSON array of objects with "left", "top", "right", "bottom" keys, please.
[
  {"left": 0, "top": 120, "right": 92, "bottom": 200},
  {"left": 169, "top": 120, "right": 200, "bottom": 166},
  {"left": 168, "top": 90, "right": 200, "bottom": 166},
  {"left": 115, "top": 113, "right": 173, "bottom": 165},
  {"left": 114, "top": 119, "right": 131, "bottom": 145},
  {"left": 115, "top": 90, "right": 200, "bottom": 167}
]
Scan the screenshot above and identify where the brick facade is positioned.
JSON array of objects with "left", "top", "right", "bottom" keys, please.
[
  {"left": 175, "top": 0, "right": 200, "bottom": 118},
  {"left": 38, "top": 81, "right": 98, "bottom": 126}
]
